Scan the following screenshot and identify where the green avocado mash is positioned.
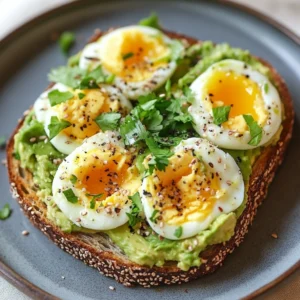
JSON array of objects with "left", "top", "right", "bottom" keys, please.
[{"left": 14, "top": 40, "right": 278, "bottom": 271}]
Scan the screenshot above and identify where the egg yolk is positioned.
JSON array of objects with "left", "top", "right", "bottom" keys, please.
[
  {"left": 205, "top": 70, "right": 262, "bottom": 121},
  {"left": 100, "top": 29, "right": 170, "bottom": 82},
  {"left": 147, "top": 151, "right": 221, "bottom": 226},
  {"left": 54, "top": 89, "right": 120, "bottom": 141},
  {"left": 73, "top": 148, "right": 132, "bottom": 199}
]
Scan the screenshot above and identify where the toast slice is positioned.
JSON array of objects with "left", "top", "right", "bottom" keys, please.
[{"left": 6, "top": 30, "right": 294, "bottom": 287}]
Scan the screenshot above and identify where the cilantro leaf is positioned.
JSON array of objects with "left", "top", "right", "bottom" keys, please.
[
  {"left": 48, "top": 66, "right": 86, "bottom": 88},
  {"left": 0, "top": 204, "right": 11, "bottom": 220},
  {"left": 139, "top": 12, "right": 160, "bottom": 29},
  {"left": 59, "top": 31, "right": 75, "bottom": 55},
  {"left": 126, "top": 192, "right": 142, "bottom": 227},
  {"left": 94, "top": 112, "right": 121, "bottom": 131},
  {"left": 165, "top": 79, "right": 171, "bottom": 98},
  {"left": 264, "top": 83, "right": 269, "bottom": 94},
  {"left": 243, "top": 114, "right": 262, "bottom": 146},
  {"left": 70, "top": 174, "right": 77, "bottom": 184},
  {"left": 120, "top": 116, "right": 148, "bottom": 145},
  {"left": 48, "top": 89, "right": 74, "bottom": 106},
  {"left": 212, "top": 105, "right": 231, "bottom": 125},
  {"left": 48, "top": 116, "right": 71, "bottom": 139},
  {"left": 63, "top": 189, "right": 78, "bottom": 203},
  {"left": 149, "top": 209, "right": 159, "bottom": 223},
  {"left": 122, "top": 52, "right": 134, "bottom": 60},
  {"left": 174, "top": 226, "right": 183, "bottom": 238},
  {"left": 138, "top": 93, "right": 157, "bottom": 104},
  {"left": 143, "top": 110, "right": 163, "bottom": 132},
  {"left": 0, "top": 136, "right": 6, "bottom": 149},
  {"left": 85, "top": 193, "right": 103, "bottom": 209},
  {"left": 183, "top": 86, "right": 195, "bottom": 104},
  {"left": 174, "top": 113, "right": 193, "bottom": 123},
  {"left": 78, "top": 92, "right": 85, "bottom": 99}
]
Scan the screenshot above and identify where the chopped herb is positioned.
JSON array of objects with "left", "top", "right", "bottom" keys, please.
[
  {"left": 70, "top": 174, "right": 77, "bottom": 184},
  {"left": 48, "top": 116, "right": 71, "bottom": 139},
  {"left": 94, "top": 112, "right": 121, "bottom": 131},
  {"left": 243, "top": 114, "right": 263, "bottom": 146},
  {"left": 48, "top": 66, "right": 86, "bottom": 88},
  {"left": 13, "top": 152, "right": 20, "bottom": 160},
  {"left": 150, "top": 209, "right": 159, "bottom": 223},
  {"left": 122, "top": 52, "right": 134, "bottom": 60},
  {"left": 48, "top": 89, "right": 74, "bottom": 106},
  {"left": 126, "top": 192, "right": 142, "bottom": 227},
  {"left": 0, "top": 204, "right": 11, "bottom": 220},
  {"left": 212, "top": 105, "right": 231, "bottom": 125},
  {"left": 78, "top": 92, "right": 85, "bottom": 99},
  {"left": 86, "top": 193, "right": 103, "bottom": 209},
  {"left": 59, "top": 31, "right": 75, "bottom": 55},
  {"left": 174, "top": 113, "right": 193, "bottom": 123},
  {"left": 63, "top": 189, "right": 78, "bottom": 203},
  {"left": 264, "top": 83, "right": 269, "bottom": 94},
  {"left": 165, "top": 79, "right": 171, "bottom": 98},
  {"left": 139, "top": 12, "right": 160, "bottom": 29},
  {"left": 174, "top": 226, "right": 183, "bottom": 238},
  {"left": 0, "top": 136, "right": 6, "bottom": 148},
  {"left": 105, "top": 74, "right": 115, "bottom": 84},
  {"left": 183, "top": 86, "right": 195, "bottom": 104},
  {"left": 120, "top": 116, "right": 148, "bottom": 145}
]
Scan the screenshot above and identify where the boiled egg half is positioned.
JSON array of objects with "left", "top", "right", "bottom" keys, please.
[
  {"left": 52, "top": 131, "right": 141, "bottom": 230},
  {"left": 188, "top": 59, "right": 282, "bottom": 149},
  {"left": 141, "top": 138, "right": 244, "bottom": 240},
  {"left": 79, "top": 25, "right": 180, "bottom": 99}
]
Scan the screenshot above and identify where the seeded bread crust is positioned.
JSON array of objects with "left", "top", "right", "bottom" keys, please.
[{"left": 6, "top": 29, "right": 294, "bottom": 287}]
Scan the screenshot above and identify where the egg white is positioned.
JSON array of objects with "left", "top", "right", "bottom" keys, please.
[
  {"left": 52, "top": 131, "right": 133, "bottom": 230},
  {"left": 34, "top": 83, "right": 132, "bottom": 155},
  {"left": 141, "top": 138, "right": 244, "bottom": 240},
  {"left": 79, "top": 25, "right": 178, "bottom": 100},
  {"left": 188, "top": 59, "right": 282, "bottom": 150}
]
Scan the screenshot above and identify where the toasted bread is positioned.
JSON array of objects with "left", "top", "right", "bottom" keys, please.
[{"left": 6, "top": 30, "right": 294, "bottom": 287}]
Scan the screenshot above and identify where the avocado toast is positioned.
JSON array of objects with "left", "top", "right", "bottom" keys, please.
[{"left": 6, "top": 15, "right": 294, "bottom": 287}]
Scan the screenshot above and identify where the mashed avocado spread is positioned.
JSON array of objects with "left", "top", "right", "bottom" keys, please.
[{"left": 14, "top": 41, "right": 275, "bottom": 270}]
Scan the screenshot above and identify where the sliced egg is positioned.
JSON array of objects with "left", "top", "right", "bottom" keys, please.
[
  {"left": 34, "top": 83, "right": 132, "bottom": 154},
  {"left": 141, "top": 138, "right": 244, "bottom": 240},
  {"left": 79, "top": 25, "right": 179, "bottom": 99},
  {"left": 188, "top": 59, "right": 282, "bottom": 149},
  {"left": 52, "top": 131, "right": 141, "bottom": 230}
]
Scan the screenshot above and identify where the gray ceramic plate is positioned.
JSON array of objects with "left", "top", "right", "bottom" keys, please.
[{"left": 0, "top": 1, "right": 299, "bottom": 299}]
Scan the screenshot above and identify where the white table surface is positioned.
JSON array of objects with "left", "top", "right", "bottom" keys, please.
[{"left": 0, "top": 0, "right": 299, "bottom": 299}]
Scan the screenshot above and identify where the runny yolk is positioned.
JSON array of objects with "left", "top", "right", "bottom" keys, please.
[
  {"left": 205, "top": 70, "right": 261, "bottom": 121},
  {"left": 75, "top": 151, "right": 130, "bottom": 198}
]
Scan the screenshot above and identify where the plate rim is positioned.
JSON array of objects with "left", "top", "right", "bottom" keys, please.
[{"left": 0, "top": 0, "right": 299, "bottom": 299}]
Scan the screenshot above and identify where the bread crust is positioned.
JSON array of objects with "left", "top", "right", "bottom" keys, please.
[{"left": 6, "top": 30, "right": 294, "bottom": 287}]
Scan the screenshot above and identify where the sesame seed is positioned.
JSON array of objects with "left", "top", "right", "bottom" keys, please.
[
  {"left": 29, "top": 137, "right": 36, "bottom": 143},
  {"left": 22, "top": 230, "right": 29, "bottom": 236},
  {"left": 109, "top": 286, "right": 115, "bottom": 291},
  {"left": 271, "top": 233, "right": 278, "bottom": 239}
]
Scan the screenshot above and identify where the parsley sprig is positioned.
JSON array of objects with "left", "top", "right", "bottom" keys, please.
[{"left": 126, "top": 192, "right": 143, "bottom": 227}]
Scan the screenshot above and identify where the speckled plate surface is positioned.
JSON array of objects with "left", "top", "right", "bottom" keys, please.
[{"left": 0, "top": 1, "right": 299, "bottom": 299}]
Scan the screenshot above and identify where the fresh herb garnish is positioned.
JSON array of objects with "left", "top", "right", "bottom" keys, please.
[
  {"left": 85, "top": 193, "right": 103, "bottom": 209},
  {"left": 122, "top": 52, "right": 134, "bottom": 60},
  {"left": 0, "top": 204, "right": 11, "bottom": 220},
  {"left": 13, "top": 152, "right": 21, "bottom": 160},
  {"left": 48, "top": 116, "right": 71, "bottom": 139},
  {"left": 149, "top": 209, "right": 159, "bottom": 223},
  {"left": 139, "top": 12, "right": 160, "bottom": 29},
  {"left": 63, "top": 189, "right": 78, "bottom": 203},
  {"left": 0, "top": 136, "right": 6, "bottom": 149},
  {"left": 212, "top": 105, "right": 231, "bottom": 125},
  {"left": 48, "top": 89, "right": 74, "bottom": 106},
  {"left": 169, "top": 39, "right": 184, "bottom": 62},
  {"left": 94, "top": 112, "right": 121, "bottom": 132},
  {"left": 78, "top": 92, "right": 85, "bottom": 99},
  {"left": 165, "top": 79, "right": 171, "bottom": 98},
  {"left": 264, "top": 83, "right": 269, "bottom": 94},
  {"left": 126, "top": 192, "right": 142, "bottom": 227},
  {"left": 59, "top": 31, "right": 75, "bottom": 55},
  {"left": 243, "top": 114, "right": 263, "bottom": 146},
  {"left": 70, "top": 174, "right": 77, "bottom": 184},
  {"left": 174, "top": 226, "right": 183, "bottom": 238}
]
